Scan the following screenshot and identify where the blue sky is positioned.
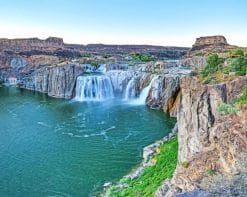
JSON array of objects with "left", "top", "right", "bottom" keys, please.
[{"left": 0, "top": 0, "right": 246, "bottom": 46}]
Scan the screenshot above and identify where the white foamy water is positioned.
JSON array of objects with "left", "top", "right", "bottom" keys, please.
[
  {"left": 127, "top": 76, "right": 158, "bottom": 105},
  {"left": 75, "top": 75, "right": 114, "bottom": 102}
]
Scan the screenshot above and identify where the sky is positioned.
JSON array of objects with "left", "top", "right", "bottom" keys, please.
[{"left": 0, "top": 0, "right": 246, "bottom": 47}]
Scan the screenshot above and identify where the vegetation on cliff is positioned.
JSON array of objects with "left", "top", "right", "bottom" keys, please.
[
  {"left": 199, "top": 49, "right": 247, "bottom": 84},
  {"left": 235, "top": 85, "right": 247, "bottom": 107},
  {"left": 217, "top": 85, "right": 247, "bottom": 115},
  {"left": 130, "top": 53, "right": 154, "bottom": 62},
  {"left": 107, "top": 137, "right": 178, "bottom": 197}
]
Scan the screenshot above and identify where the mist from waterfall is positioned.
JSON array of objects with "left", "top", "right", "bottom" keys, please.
[{"left": 75, "top": 75, "right": 114, "bottom": 101}]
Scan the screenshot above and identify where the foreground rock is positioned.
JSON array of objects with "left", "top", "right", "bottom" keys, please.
[{"left": 156, "top": 76, "right": 247, "bottom": 196}]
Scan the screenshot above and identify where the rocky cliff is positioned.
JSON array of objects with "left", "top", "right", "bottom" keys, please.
[
  {"left": 156, "top": 76, "right": 247, "bottom": 196},
  {"left": 0, "top": 37, "right": 64, "bottom": 52},
  {"left": 185, "top": 35, "right": 237, "bottom": 59},
  {"left": 20, "top": 63, "right": 84, "bottom": 98}
]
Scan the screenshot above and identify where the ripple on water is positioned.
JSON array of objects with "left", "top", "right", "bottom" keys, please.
[
  {"left": 37, "top": 122, "right": 52, "bottom": 128},
  {"left": 60, "top": 126, "right": 116, "bottom": 141}
]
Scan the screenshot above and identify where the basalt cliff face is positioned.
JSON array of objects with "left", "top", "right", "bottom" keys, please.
[
  {"left": 156, "top": 76, "right": 247, "bottom": 197},
  {"left": 20, "top": 64, "right": 84, "bottom": 98}
]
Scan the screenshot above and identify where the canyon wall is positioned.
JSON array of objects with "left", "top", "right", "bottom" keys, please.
[
  {"left": 20, "top": 64, "right": 84, "bottom": 98},
  {"left": 156, "top": 76, "right": 247, "bottom": 196}
]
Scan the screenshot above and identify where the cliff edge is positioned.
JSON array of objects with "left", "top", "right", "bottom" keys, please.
[{"left": 156, "top": 76, "right": 247, "bottom": 196}]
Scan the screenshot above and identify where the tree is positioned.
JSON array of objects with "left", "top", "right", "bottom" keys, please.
[
  {"left": 229, "top": 48, "right": 245, "bottom": 57},
  {"left": 228, "top": 56, "right": 247, "bottom": 76},
  {"left": 202, "top": 54, "right": 224, "bottom": 77}
]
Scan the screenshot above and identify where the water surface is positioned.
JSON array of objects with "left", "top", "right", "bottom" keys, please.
[{"left": 0, "top": 87, "right": 175, "bottom": 196}]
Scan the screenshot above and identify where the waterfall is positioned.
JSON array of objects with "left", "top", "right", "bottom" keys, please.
[
  {"left": 124, "top": 78, "right": 136, "bottom": 100},
  {"left": 128, "top": 76, "right": 158, "bottom": 105},
  {"left": 106, "top": 70, "right": 134, "bottom": 93},
  {"left": 75, "top": 75, "right": 114, "bottom": 101}
]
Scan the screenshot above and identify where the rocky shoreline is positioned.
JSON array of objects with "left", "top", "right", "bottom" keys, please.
[{"left": 103, "top": 123, "right": 178, "bottom": 190}]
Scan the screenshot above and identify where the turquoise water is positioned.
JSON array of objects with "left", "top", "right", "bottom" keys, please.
[{"left": 0, "top": 87, "right": 176, "bottom": 196}]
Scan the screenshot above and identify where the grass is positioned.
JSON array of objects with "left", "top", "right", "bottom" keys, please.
[
  {"left": 199, "top": 50, "right": 247, "bottom": 84},
  {"left": 130, "top": 53, "right": 154, "bottom": 62},
  {"left": 207, "top": 168, "right": 216, "bottom": 176},
  {"left": 108, "top": 137, "right": 178, "bottom": 197},
  {"left": 235, "top": 85, "right": 247, "bottom": 107},
  {"left": 217, "top": 85, "right": 247, "bottom": 115},
  {"left": 217, "top": 103, "right": 238, "bottom": 115}
]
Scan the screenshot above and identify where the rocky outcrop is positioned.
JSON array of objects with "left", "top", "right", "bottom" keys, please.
[
  {"left": 146, "top": 68, "right": 192, "bottom": 116},
  {"left": 186, "top": 35, "right": 236, "bottom": 57},
  {"left": 20, "top": 63, "right": 84, "bottom": 98},
  {"left": 0, "top": 37, "right": 64, "bottom": 52},
  {"left": 179, "top": 56, "right": 207, "bottom": 70},
  {"left": 193, "top": 35, "right": 228, "bottom": 48},
  {"left": 147, "top": 75, "right": 180, "bottom": 114},
  {"left": 156, "top": 76, "right": 247, "bottom": 196},
  {"left": 177, "top": 76, "right": 246, "bottom": 162}
]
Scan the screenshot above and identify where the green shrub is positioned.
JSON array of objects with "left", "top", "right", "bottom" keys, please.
[
  {"left": 90, "top": 61, "right": 99, "bottom": 68},
  {"left": 80, "top": 53, "right": 91, "bottom": 58},
  {"left": 229, "top": 48, "right": 245, "bottom": 57},
  {"left": 207, "top": 168, "right": 216, "bottom": 176},
  {"left": 201, "top": 54, "right": 224, "bottom": 78},
  {"left": 131, "top": 53, "right": 154, "bottom": 62},
  {"left": 235, "top": 86, "right": 247, "bottom": 107},
  {"left": 181, "top": 161, "right": 189, "bottom": 168},
  {"left": 200, "top": 53, "right": 246, "bottom": 84},
  {"left": 108, "top": 137, "right": 178, "bottom": 197},
  {"left": 228, "top": 57, "right": 247, "bottom": 76},
  {"left": 217, "top": 103, "right": 238, "bottom": 115}
]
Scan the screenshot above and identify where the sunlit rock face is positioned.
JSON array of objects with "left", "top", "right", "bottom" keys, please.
[
  {"left": 21, "top": 64, "right": 84, "bottom": 99},
  {"left": 146, "top": 75, "right": 180, "bottom": 114},
  {"left": 177, "top": 76, "right": 247, "bottom": 162},
  {"left": 156, "top": 76, "right": 247, "bottom": 197}
]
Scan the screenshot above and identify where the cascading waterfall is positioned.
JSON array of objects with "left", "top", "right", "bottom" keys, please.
[
  {"left": 124, "top": 78, "right": 136, "bottom": 100},
  {"left": 127, "top": 76, "right": 158, "bottom": 105},
  {"left": 75, "top": 75, "right": 114, "bottom": 101}
]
